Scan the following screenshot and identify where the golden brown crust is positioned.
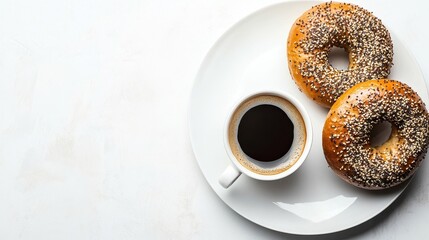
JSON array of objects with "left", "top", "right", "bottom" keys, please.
[
  {"left": 323, "top": 79, "right": 429, "bottom": 189},
  {"left": 287, "top": 2, "right": 393, "bottom": 107}
]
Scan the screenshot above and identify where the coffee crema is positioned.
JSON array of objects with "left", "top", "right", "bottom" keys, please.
[{"left": 228, "top": 95, "right": 306, "bottom": 175}]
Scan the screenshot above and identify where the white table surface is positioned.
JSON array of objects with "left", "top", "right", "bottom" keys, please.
[{"left": 0, "top": 0, "right": 428, "bottom": 239}]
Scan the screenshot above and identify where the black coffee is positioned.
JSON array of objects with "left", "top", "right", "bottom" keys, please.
[{"left": 237, "top": 104, "right": 294, "bottom": 162}]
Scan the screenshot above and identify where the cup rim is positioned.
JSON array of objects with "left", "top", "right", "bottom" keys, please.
[{"left": 223, "top": 90, "right": 313, "bottom": 181}]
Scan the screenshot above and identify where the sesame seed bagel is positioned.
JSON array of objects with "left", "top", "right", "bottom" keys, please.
[
  {"left": 322, "top": 79, "right": 429, "bottom": 190},
  {"left": 287, "top": 2, "right": 393, "bottom": 107}
]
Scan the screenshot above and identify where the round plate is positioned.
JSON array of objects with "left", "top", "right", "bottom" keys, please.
[{"left": 188, "top": 0, "right": 428, "bottom": 235}]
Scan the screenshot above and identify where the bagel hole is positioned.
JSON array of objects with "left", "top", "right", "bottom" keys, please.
[
  {"left": 328, "top": 46, "right": 349, "bottom": 70},
  {"left": 370, "top": 121, "right": 392, "bottom": 147}
]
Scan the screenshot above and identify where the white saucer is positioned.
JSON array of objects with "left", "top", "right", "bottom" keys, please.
[{"left": 188, "top": 0, "right": 428, "bottom": 235}]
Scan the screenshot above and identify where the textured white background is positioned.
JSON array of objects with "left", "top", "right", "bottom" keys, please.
[{"left": 0, "top": 0, "right": 428, "bottom": 239}]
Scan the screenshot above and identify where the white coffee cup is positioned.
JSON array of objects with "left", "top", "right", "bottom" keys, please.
[{"left": 219, "top": 90, "right": 312, "bottom": 188}]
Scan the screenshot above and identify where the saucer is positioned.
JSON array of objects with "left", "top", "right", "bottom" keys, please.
[{"left": 188, "top": 0, "right": 428, "bottom": 235}]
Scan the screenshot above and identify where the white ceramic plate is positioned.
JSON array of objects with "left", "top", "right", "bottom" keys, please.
[{"left": 188, "top": 0, "right": 428, "bottom": 235}]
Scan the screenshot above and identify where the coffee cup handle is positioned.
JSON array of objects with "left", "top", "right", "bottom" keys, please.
[{"left": 219, "top": 165, "right": 242, "bottom": 189}]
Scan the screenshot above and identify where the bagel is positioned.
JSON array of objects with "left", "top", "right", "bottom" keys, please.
[
  {"left": 322, "top": 79, "right": 429, "bottom": 189},
  {"left": 287, "top": 2, "right": 393, "bottom": 107}
]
